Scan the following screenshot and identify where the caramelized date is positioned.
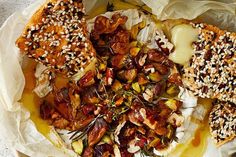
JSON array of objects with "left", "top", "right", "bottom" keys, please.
[
  {"left": 54, "top": 102, "right": 73, "bottom": 120},
  {"left": 74, "top": 114, "right": 95, "bottom": 130},
  {"left": 82, "top": 104, "right": 97, "bottom": 115},
  {"left": 88, "top": 118, "right": 108, "bottom": 146},
  {"left": 40, "top": 101, "right": 54, "bottom": 120},
  {"left": 111, "top": 55, "right": 127, "bottom": 69},
  {"left": 82, "top": 147, "right": 94, "bottom": 157},
  {"left": 54, "top": 88, "right": 70, "bottom": 104},
  {"left": 94, "top": 144, "right": 114, "bottom": 157},
  {"left": 125, "top": 69, "right": 137, "bottom": 83},
  {"left": 111, "top": 29, "right": 130, "bottom": 54}
]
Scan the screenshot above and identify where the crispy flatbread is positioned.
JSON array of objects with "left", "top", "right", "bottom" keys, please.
[{"left": 16, "top": 0, "right": 96, "bottom": 77}]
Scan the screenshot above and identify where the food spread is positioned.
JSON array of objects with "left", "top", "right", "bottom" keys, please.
[{"left": 14, "top": 0, "right": 236, "bottom": 156}]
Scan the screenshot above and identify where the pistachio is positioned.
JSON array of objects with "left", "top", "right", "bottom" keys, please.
[
  {"left": 132, "top": 82, "right": 141, "bottom": 93},
  {"left": 166, "top": 83, "right": 180, "bottom": 96},
  {"left": 148, "top": 72, "right": 162, "bottom": 82},
  {"left": 165, "top": 99, "right": 178, "bottom": 111},
  {"left": 72, "top": 139, "right": 84, "bottom": 155}
]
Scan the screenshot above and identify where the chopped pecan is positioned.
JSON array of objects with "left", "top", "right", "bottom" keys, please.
[
  {"left": 40, "top": 101, "right": 54, "bottom": 120},
  {"left": 78, "top": 70, "right": 95, "bottom": 87},
  {"left": 111, "top": 29, "right": 130, "bottom": 54},
  {"left": 111, "top": 54, "right": 128, "bottom": 69},
  {"left": 82, "top": 147, "right": 94, "bottom": 157},
  {"left": 153, "top": 63, "right": 169, "bottom": 75},
  {"left": 168, "top": 73, "right": 182, "bottom": 86},
  {"left": 147, "top": 49, "right": 166, "bottom": 63},
  {"left": 105, "top": 68, "right": 114, "bottom": 85},
  {"left": 94, "top": 14, "right": 127, "bottom": 35}
]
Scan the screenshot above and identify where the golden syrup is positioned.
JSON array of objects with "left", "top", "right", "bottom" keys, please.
[
  {"left": 168, "top": 98, "right": 213, "bottom": 157},
  {"left": 20, "top": 59, "right": 51, "bottom": 138}
]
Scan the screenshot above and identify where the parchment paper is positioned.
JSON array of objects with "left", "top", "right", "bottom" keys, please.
[{"left": 0, "top": 0, "right": 235, "bottom": 157}]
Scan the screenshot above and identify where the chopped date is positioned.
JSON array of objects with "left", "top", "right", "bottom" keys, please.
[
  {"left": 88, "top": 118, "right": 108, "bottom": 146},
  {"left": 40, "top": 101, "right": 54, "bottom": 120}
]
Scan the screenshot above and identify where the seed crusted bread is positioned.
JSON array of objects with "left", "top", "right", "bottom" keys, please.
[
  {"left": 209, "top": 101, "right": 236, "bottom": 147},
  {"left": 16, "top": 0, "right": 96, "bottom": 77},
  {"left": 183, "top": 23, "right": 236, "bottom": 103}
]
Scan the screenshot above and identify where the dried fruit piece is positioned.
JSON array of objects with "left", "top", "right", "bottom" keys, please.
[
  {"left": 40, "top": 101, "right": 54, "bottom": 120},
  {"left": 99, "top": 62, "right": 107, "bottom": 72},
  {"left": 168, "top": 73, "right": 182, "bottom": 86},
  {"left": 147, "top": 137, "right": 160, "bottom": 149},
  {"left": 111, "top": 29, "right": 130, "bottom": 54},
  {"left": 118, "top": 69, "right": 137, "bottom": 82},
  {"left": 93, "top": 14, "right": 127, "bottom": 35},
  {"left": 125, "top": 69, "right": 137, "bottom": 83},
  {"left": 130, "top": 21, "right": 146, "bottom": 39},
  {"left": 82, "top": 147, "right": 93, "bottom": 157},
  {"left": 101, "top": 135, "right": 113, "bottom": 145},
  {"left": 111, "top": 55, "right": 127, "bottom": 69},
  {"left": 88, "top": 118, "right": 108, "bottom": 146},
  {"left": 129, "top": 41, "right": 138, "bottom": 48},
  {"left": 147, "top": 49, "right": 166, "bottom": 63},
  {"left": 55, "top": 102, "right": 73, "bottom": 120},
  {"left": 165, "top": 99, "right": 178, "bottom": 111},
  {"left": 115, "top": 97, "right": 124, "bottom": 106},
  {"left": 138, "top": 74, "right": 149, "bottom": 85}
]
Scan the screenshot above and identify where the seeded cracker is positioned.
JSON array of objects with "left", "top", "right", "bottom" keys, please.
[
  {"left": 183, "top": 23, "right": 236, "bottom": 104},
  {"left": 16, "top": 0, "right": 96, "bottom": 77},
  {"left": 209, "top": 101, "right": 236, "bottom": 146}
]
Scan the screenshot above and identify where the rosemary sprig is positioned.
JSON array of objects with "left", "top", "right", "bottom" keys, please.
[{"left": 107, "top": 2, "right": 115, "bottom": 11}]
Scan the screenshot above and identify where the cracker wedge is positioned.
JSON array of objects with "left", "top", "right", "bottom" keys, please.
[{"left": 16, "top": 0, "right": 96, "bottom": 77}]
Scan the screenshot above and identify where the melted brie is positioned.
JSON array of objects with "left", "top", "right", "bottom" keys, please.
[{"left": 169, "top": 24, "right": 198, "bottom": 65}]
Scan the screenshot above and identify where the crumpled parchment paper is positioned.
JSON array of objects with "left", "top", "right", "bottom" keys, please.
[{"left": 0, "top": 0, "right": 235, "bottom": 157}]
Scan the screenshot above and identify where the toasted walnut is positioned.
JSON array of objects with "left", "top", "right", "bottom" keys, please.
[
  {"left": 110, "top": 29, "right": 130, "bottom": 54},
  {"left": 94, "top": 13, "right": 128, "bottom": 35}
]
